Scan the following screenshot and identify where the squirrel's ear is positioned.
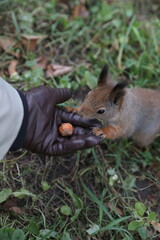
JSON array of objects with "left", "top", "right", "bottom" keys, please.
[
  {"left": 109, "top": 81, "right": 128, "bottom": 105},
  {"left": 98, "top": 64, "right": 109, "bottom": 87}
]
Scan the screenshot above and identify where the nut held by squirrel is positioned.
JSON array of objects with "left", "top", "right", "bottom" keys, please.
[{"left": 59, "top": 123, "right": 74, "bottom": 137}]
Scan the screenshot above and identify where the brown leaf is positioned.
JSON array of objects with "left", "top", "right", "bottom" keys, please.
[
  {"left": 106, "top": 202, "right": 124, "bottom": 216},
  {"left": 0, "top": 37, "right": 15, "bottom": 51},
  {"left": 22, "top": 34, "right": 46, "bottom": 51},
  {"left": 46, "top": 64, "right": 73, "bottom": 78},
  {"left": 3, "top": 198, "right": 23, "bottom": 215},
  {"left": 0, "top": 37, "right": 19, "bottom": 57},
  {"left": 35, "top": 57, "right": 48, "bottom": 70},
  {"left": 8, "top": 59, "right": 18, "bottom": 76},
  {"left": 46, "top": 64, "right": 55, "bottom": 77},
  {"left": 73, "top": 4, "right": 89, "bottom": 18},
  {"left": 9, "top": 206, "right": 23, "bottom": 215},
  {"left": 150, "top": 220, "right": 160, "bottom": 232}
]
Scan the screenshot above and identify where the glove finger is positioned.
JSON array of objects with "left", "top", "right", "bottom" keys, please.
[
  {"left": 49, "top": 139, "right": 85, "bottom": 156},
  {"left": 70, "top": 134, "right": 102, "bottom": 148},
  {"left": 56, "top": 133, "right": 102, "bottom": 145},
  {"left": 82, "top": 134, "right": 103, "bottom": 148},
  {"left": 49, "top": 88, "right": 72, "bottom": 105},
  {"left": 73, "top": 126, "right": 90, "bottom": 135},
  {"left": 59, "top": 109, "right": 102, "bottom": 128}
]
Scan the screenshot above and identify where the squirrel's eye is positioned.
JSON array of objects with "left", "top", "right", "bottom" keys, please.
[{"left": 97, "top": 109, "right": 105, "bottom": 114}]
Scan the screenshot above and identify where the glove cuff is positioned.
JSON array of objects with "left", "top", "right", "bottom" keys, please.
[{"left": 10, "top": 90, "right": 29, "bottom": 151}]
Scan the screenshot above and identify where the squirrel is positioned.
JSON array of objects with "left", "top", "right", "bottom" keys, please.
[{"left": 76, "top": 64, "right": 160, "bottom": 147}]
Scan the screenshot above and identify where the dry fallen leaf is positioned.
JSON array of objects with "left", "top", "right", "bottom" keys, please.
[
  {"left": 73, "top": 4, "right": 89, "bottom": 18},
  {"left": 0, "top": 38, "right": 15, "bottom": 50},
  {"left": 0, "top": 37, "right": 19, "bottom": 57},
  {"left": 3, "top": 198, "right": 23, "bottom": 215},
  {"left": 106, "top": 202, "right": 124, "bottom": 216},
  {"left": 22, "top": 34, "right": 46, "bottom": 51},
  {"left": 46, "top": 64, "right": 73, "bottom": 78},
  {"left": 9, "top": 206, "right": 23, "bottom": 215},
  {"left": 150, "top": 220, "right": 160, "bottom": 232},
  {"left": 35, "top": 56, "right": 48, "bottom": 70},
  {"left": 8, "top": 59, "right": 18, "bottom": 76}
]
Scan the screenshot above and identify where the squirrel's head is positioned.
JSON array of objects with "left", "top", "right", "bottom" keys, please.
[{"left": 78, "top": 65, "right": 128, "bottom": 125}]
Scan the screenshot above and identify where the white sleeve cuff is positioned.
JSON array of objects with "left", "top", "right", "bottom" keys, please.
[{"left": 0, "top": 78, "right": 24, "bottom": 159}]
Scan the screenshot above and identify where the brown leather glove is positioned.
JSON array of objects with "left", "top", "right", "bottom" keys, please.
[{"left": 10, "top": 86, "right": 102, "bottom": 156}]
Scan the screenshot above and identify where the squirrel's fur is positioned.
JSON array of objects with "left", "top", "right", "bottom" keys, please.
[{"left": 77, "top": 65, "right": 160, "bottom": 146}]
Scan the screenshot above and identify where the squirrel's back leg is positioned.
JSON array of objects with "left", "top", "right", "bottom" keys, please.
[{"left": 133, "top": 127, "right": 160, "bottom": 147}]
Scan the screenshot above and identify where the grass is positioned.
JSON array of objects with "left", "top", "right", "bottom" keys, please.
[{"left": 0, "top": 0, "right": 160, "bottom": 239}]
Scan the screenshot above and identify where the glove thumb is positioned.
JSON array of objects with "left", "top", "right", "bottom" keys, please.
[{"left": 48, "top": 88, "right": 72, "bottom": 105}]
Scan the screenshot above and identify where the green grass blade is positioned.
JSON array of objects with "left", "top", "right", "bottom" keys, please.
[{"left": 81, "top": 180, "right": 113, "bottom": 220}]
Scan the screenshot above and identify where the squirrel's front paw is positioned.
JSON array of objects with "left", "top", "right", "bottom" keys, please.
[
  {"left": 103, "top": 126, "right": 119, "bottom": 139},
  {"left": 92, "top": 127, "right": 106, "bottom": 138}
]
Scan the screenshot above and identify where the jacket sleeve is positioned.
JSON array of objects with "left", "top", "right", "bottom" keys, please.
[{"left": 0, "top": 78, "right": 24, "bottom": 159}]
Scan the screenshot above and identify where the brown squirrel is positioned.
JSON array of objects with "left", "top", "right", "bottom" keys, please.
[{"left": 77, "top": 65, "right": 160, "bottom": 146}]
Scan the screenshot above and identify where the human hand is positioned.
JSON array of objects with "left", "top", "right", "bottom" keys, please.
[{"left": 20, "top": 86, "right": 102, "bottom": 156}]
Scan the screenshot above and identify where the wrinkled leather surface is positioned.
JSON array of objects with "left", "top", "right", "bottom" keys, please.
[{"left": 23, "top": 86, "right": 102, "bottom": 156}]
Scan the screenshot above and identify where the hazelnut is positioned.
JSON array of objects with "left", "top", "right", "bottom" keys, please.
[{"left": 59, "top": 123, "right": 74, "bottom": 137}]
